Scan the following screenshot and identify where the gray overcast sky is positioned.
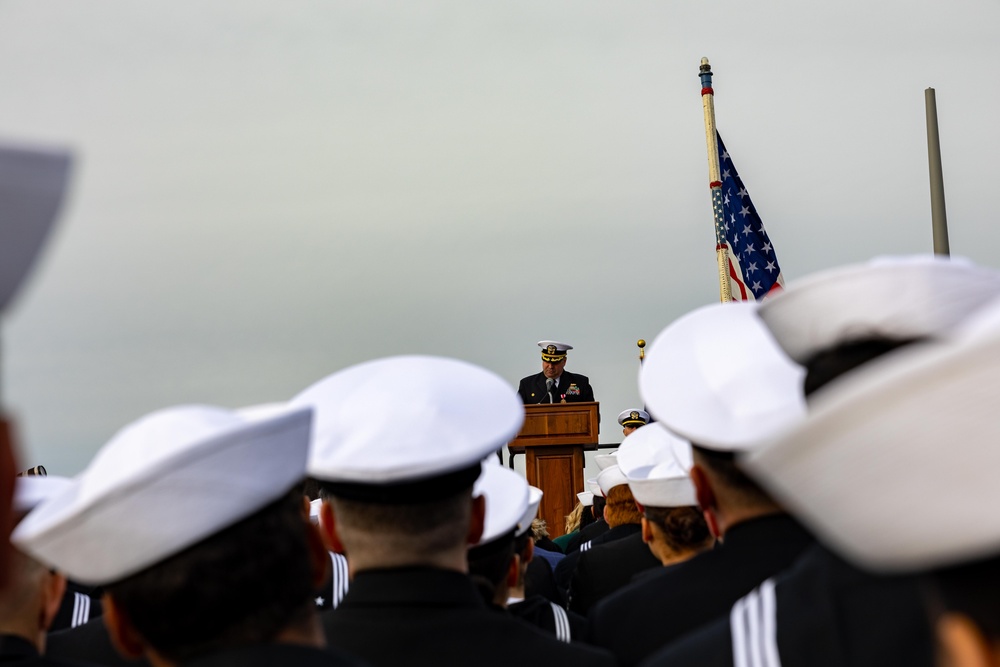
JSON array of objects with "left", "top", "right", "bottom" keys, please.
[{"left": 1, "top": 0, "right": 997, "bottom": 474}]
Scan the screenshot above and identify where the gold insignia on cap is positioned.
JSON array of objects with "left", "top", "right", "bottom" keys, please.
[
  {"left": 630, "top": 411, "right": 640, "bottom": 421},
  {"left": 546, "top": 345, "right": 556, "bottom": 355}
]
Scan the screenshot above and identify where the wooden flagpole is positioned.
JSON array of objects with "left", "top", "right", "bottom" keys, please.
[{"left": 699, "top": 58, "right": 733, "bottom": 302}]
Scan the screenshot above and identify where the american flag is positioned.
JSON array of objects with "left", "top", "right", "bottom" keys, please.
[{"left": 714, "top": 132, "right": 784, "bottom": 300}]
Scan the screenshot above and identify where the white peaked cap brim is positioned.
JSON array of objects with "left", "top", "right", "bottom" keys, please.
[
  {"left": 537, "top": 340, "right": 573, "bottom": 351},
  {"left": 13, "top": 476, "right": 73, "bottom": 516},
  {"left": 745, "top": 301, "right": 1000, "bottom": 572},
  {"left": 594, "top": 452, "right": 618, "bottom": 471},
  {"left": 758, "top": 255, "right": 1000, "bottom": 363},
  {"left": 640, "top": 301, "right": 806, "bottom": 452},
  {"left": 597, "top": 465, "right": 629, "bottom": 496},
  {"left": 473, "top": 458, "right": 530, "bottom": 545},
  {"left": 577, "top": 491, "right": 594, "bottom": 507},
  {"left": 295, "top": 356, "right": 524, "bottom": 484},
  {"left": 13, "top": 404, "right": 312, "bottom": 585},
  {"left": 518, "top": 487, "right": 544, "bottom": 537},
  {"left": 617, "top": 423, "right": 696, "bottom": 508}
]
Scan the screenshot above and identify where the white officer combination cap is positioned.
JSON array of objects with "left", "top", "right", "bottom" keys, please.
[
  {"left": 13, "top": 404, "right": 313, "bottom": 586},
  {"left": 758, "top": 255, "right": 1000, "bottom": 364},
  {"left": 538, "top": 340, "right": 573, "bottom": 362},
  {"left": 517, "top": 486, "right": 543, "bottom": 538},
  {"left": 640, "top": 301, "right": 806, "bottom": 452},
  {"left": 745, "top": 301, "right": 1000, "bottom": 573},
  {"left": 617, "top": 409, "right": 650, "bottom": 428},
  {"left": 597, "top": 464, "right": 629, "bottom": 496},
  {"left": 594, "top": 452, "right": 618, "bottom": 471},
  {"left": 12, "top": 475, "right": 72, "bottom": 517},
  {"left": 472, "top": 458, "right": 531, "bottom": 546},
  {"left": 295, "top": 355, "right": 524, "bottom": 503},
  {"left": 617, "top": 423, "right": 696, "bottom": 508},
  {"left": 577, "top": 491, "right": 594, "bottom": 507}
]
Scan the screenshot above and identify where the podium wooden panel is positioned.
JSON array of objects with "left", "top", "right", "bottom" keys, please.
[{"left": 510, "top": 402, "right": 599, "bottom": 537}]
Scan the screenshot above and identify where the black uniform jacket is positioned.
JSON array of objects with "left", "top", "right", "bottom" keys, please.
[
  {"left": 569, "top": 532, "right": 661, "bottom": 616},
  {"left": 0, "top": 633, "right": 95, "bottom": 666},
  {"left": 518, "top": 371, "right": 595, "bottom": 404},
  {"left": 47, "top": 618, "right": 149, "bottom": 667},
  {"left": 586, "top": 514, "right": 813, "bottom": 667},
  {"left": 321, "top": 567, "right": 616, "bottom": 667},
  {"left": 642, "top": 543, "right": 934, "bottom": 667},
  {"left": 556, "top": 523, "right": 641, "bottom": 597},
  {"left": 508, "top": 595, "right": 589, "bottom": 642},
  {"left": 50, "top": 582, "right": 102, "bottom": 633},
  {"left": 564, "top": 518, "right": 609, "bottom": 554},
  {"left": 183, "top": 644, "right": 366, "bottom": 667}
]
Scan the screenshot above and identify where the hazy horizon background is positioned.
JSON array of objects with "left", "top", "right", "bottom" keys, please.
[{"left": 1, "top": 0, "right": 998, "bottom": 476}]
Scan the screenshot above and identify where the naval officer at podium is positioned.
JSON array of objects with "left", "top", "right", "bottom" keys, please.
[{"left": 518, "top": 341, "right": 595, "bottom": 404}]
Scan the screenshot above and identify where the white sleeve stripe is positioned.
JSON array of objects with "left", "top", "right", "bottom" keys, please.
[
  {"left": 760, "top": 579, "right": 781, "bottom": 667},
  {"left": 71, "top": 592, "right": 91, "bottom": 628},
  {"left": 549, "top": 602, "right": 571, "bottom": 643},
  {"left": 731, "top": 593, "right": 751, "bottom": 667},
  {"left": 329, "top": 552, "right": 350, "bottom": 609},
  {"left": 730, "top": 578, "right": 781, "bottom": 667}
]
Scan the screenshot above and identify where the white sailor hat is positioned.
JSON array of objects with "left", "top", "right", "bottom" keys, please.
[
  {"left": 594, "top": 451, "right": 618, "bottom": 471},
  {"left": 295, "top": 355, "right": 524, "bottom": 503},
  {"left": 640, "top": 301, "right": 806, "bottom": 452},
  {"left": 617, "top": 423, "right": 697, "bottom": 508},
  {"left": 13, "top": 475, "right": 72, "bottom": 517},
  {"left": 518, "top": 486, "right": 544, "bottom": 537},
  {"left": 577, "top": 491, "right": 594, "bottom": 507},
  {"left": 744, "top": 301, "right": 1000, "bottom": 572},
  {"left": 587, "top": 477, "right": 603, "bottom": 497},
  {"left": 12, "top": 404, "right": 313, "bottom": 586},
  {"left": 538, "top": 340, "right": 572, "bottom": 362},
  {"left": 472, "top": 458, "right": 531, "bottom": 547},
  {"left": 758, "top": 255, "right": 1000, "bottom": 364},
  {"left": 617, "top": 409, "right": 650, "bottom": 428},
  {"left": 597, "top": 464, "right": 629, "bottom": 496}
]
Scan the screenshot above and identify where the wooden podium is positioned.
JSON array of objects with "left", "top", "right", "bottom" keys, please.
[{"left": 509, "top": 402, "right": 599, "bottom": 537}]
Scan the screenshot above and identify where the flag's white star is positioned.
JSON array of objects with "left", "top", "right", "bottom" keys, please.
[
  {"left": 739, "top": 206, "right": 751, "bottom": 218},
  {"left": 722, "top": 150, "right": 730, "bottom": 160},
  {"left": 745, "top": 243, "right": 755, "bottom": 255},
  {"left": 748, "top": 262, "right": 758, "bottom": 273},
  {"left": 315, "top": 596, "right": 325, "bottom": 606},
  {"left": 723, "top": 193, "right": 730, "bottom": 205},
  {"left": 738, "top": 187, "right": 748, "bottom": 198},
  {"left": 763, "top": 242, "right": 772, "bottom": 254},
  {"left": 742, "top": 224, "right": 753, "bottom": 236},
  {"left": 758, "top": 225, "right": 766, "bottom": 233},
  {"left": 752, "top": 281, "right": 763, "bottom": 292},
  {"left": 722, "top": 169, "right": 731, "bottom": 180},
  {"left": 765, "top": 261, "right": 777, "bottom": 274},
  {"left": 730, "top": 213, "right": 736, "bottom": 224}
]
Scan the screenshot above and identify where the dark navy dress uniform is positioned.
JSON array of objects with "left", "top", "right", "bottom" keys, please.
[
  {"left": 555, "top": 523, "right": 641, "bottom": 598},
  {"left": 641, "top": 543, "right": 934, "bottom": 667},
  {"left": 508, "top": 596, "right": 589, "bottom": 642},
  {"left": 517, "top": 371, "right": 594, "bottom": 404},
  {"left": 50, "top": 583, "right": 101, "bottom": 633},
  {"left": 321, "top": 568, "right": 616, "bottom": 667},
  {"left": 568, "top": 532, "right": 661, "bottom": 615},
  {"left": 0, "top": 633, "right": 96, "bottom": 666},
  {"left": 587, "top": 514, "right": 813, "bottom": 667},
  {"left": 183, "top": 643, "right": 366, "bottom": 667},
  {"left": 47, "top": 618, "right": 149, "bottom": 667}
]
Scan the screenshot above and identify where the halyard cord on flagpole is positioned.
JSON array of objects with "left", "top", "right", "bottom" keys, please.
[{"left": 700, "top": 57, "right": 733, "bottom": 303}]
